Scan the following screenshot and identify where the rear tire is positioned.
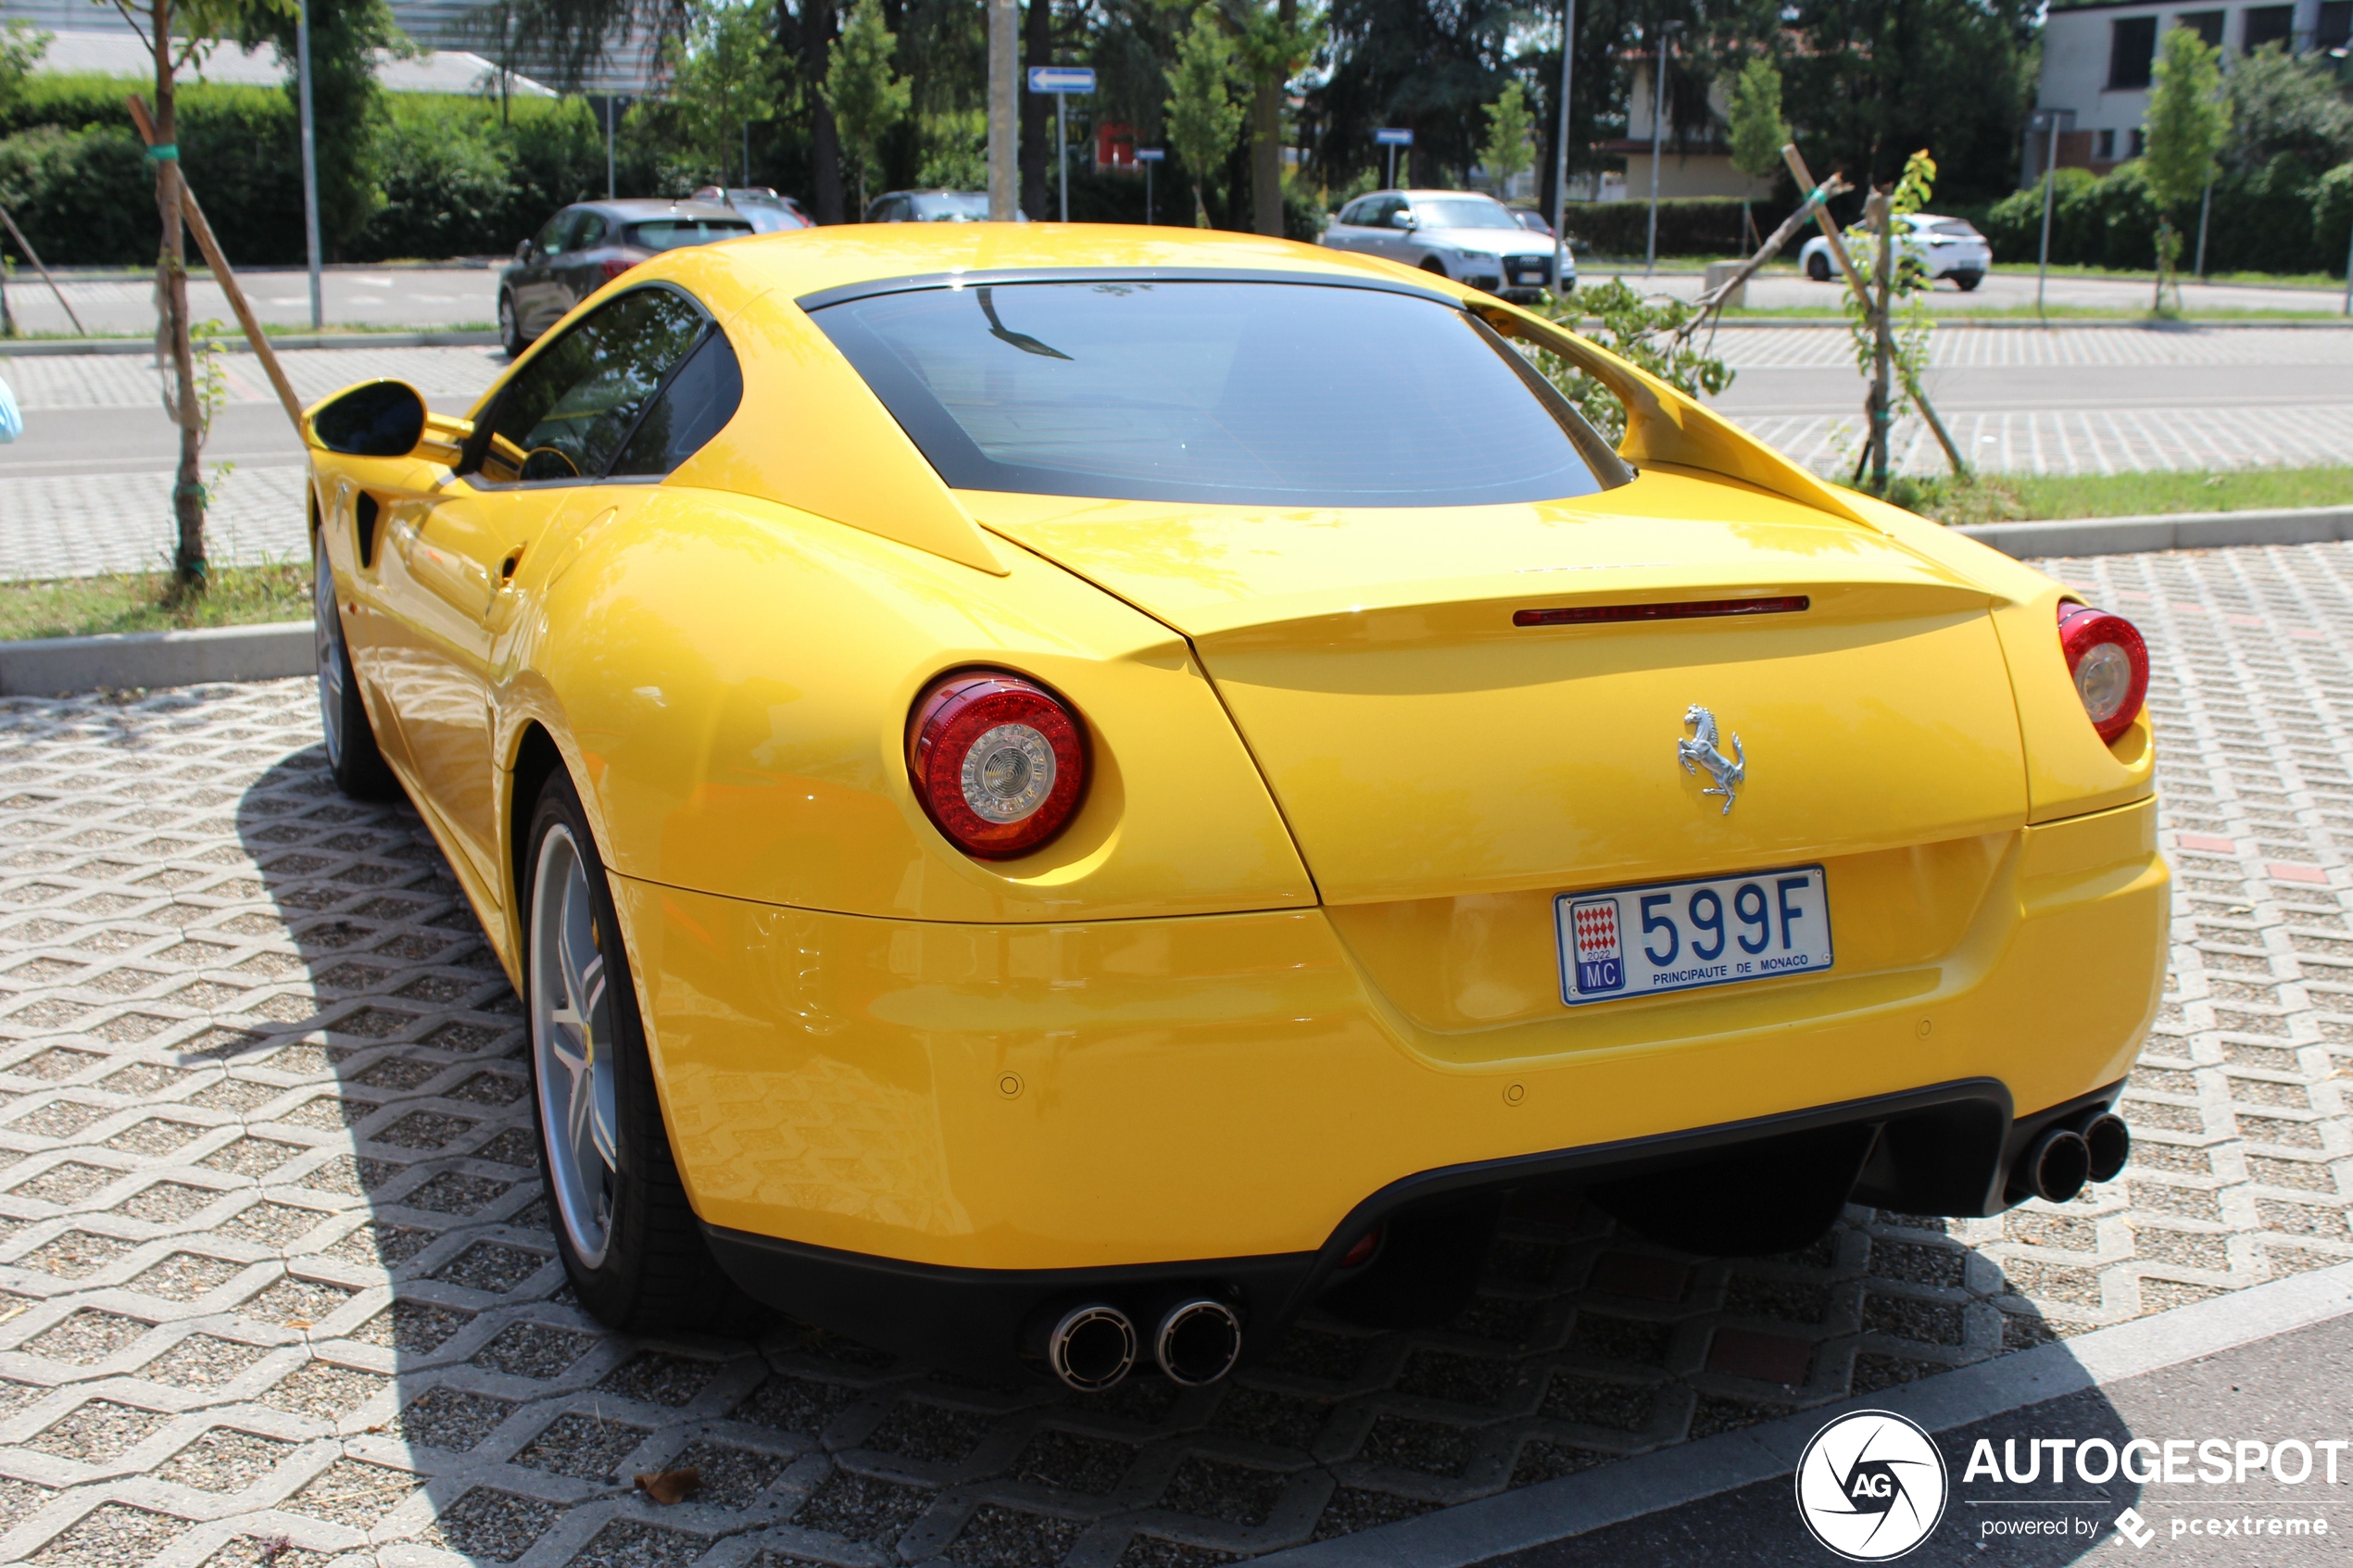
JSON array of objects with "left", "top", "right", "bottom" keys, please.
[
  {"left": 523, "top": 770, "right": 751, "bottom": 1333},
  {"left": 1952, "top": 270, "right": 1984, "bottom": 292},
  {"left": 499, "top": 291, "right": 526, "bottom": 358},
  {"left": 313, "top": 531, "right": 396, "bottom": 802},
  {"left": 1419, "top": 257, "right": 1450, "bottom": 279},
  {"left": 1806, "top": 251, "right": 1832, "bottom": 282}
]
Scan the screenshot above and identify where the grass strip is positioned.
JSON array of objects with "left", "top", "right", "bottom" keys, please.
[
  {"left": 0, "top": 562, "right": 310, "bottom": 643},
  {"left": 1858, "top": 466, "right": 2353, "bottom": 527}
]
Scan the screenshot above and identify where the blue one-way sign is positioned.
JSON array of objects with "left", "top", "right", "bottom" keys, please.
[{"left": 1026, "top": 66, "right": 1096, "bottom": 93}]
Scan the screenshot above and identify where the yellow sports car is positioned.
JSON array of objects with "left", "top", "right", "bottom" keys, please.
[{"left": 302, "top": 225, "right": 2166, "bottom": 1393}]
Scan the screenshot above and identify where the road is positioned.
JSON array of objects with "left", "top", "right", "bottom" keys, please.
[{"left": 2, "top": 258, "right": 2342, "bottom": 339}]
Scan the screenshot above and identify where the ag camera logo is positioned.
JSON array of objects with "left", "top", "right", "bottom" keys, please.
[{"left": 1794, "top": 1410, "right": 1950, "bottom": 1561}]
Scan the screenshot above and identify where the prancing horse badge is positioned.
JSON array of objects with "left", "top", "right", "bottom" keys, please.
[{"left": 1678, "top": 705, "right": 1744, "bottom": 814}]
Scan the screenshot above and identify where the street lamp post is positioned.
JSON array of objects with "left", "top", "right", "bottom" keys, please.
[
  {"left": 296, "top": 0, "right": 322, "bottom": 332},
  {"left": 1644, "top": 20, "right": 1680, "bottom": 274},
  {"left": 2032, "top": 107, "right": 2069, "bottom": 323},
  {"left": 1550, "top": 0, "right": 1576, "bottom": 297},
  {"left": 1136, "top": 147, "right": 1164, "bottom": 224}
]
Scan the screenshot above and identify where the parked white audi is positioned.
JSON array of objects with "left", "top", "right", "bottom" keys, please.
[
  {"left": 1800, "top": 214, "right": 1992, "bottom": 291},
  {"left": 1321, "top": 189, "right": 1572, "bottom": 301}
]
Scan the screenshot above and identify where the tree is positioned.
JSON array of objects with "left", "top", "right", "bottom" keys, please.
[
  {"left": 1305, "top": 0, "right": 1518, "bottom": 191},
  {"left": 825, "top": 0, "right": 908, "bottom": 212},
  {"left": 673, "top": 0, "right": 784, "bottom": 187},
  {"left": 1164, "top": 6, "right": 1244, "bottom": 227},
  {"left": 2142, "top": 24, "right": 2228, "bottom": 311},
  {"left": 119, "top": 0, "right": 296, "bottom": 587},
  {"left": 242, "top": 0, "right": 404, "bottom": 256},
  {"left": 1725, "top": 56, "right": 1787, "bottom": 183},
  {"left": 0, "top": 21, "right": 45, "bottom": 115},
  {"left": 1478, "top": 78, "right": 1532, "bottom": 198},
  {"left": 2225, "top": 42, "right": 2353, "bottom": 174},
  {"left": 1238, "top": 0, "right": 1320, "bottom": 235}
]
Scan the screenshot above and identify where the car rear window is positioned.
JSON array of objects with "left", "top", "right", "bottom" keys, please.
[
  {"left": 1928, "top": 220, "right": 1981, "bottom": 239},
  {"left": 811, "top": 280, "right": 1625, "bottom": 507},
  {"left": 626, "top": 218, "right": 754, "bottom": 251}
]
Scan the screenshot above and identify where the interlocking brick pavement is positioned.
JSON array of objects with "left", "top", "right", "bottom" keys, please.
[{"left": 0, "top": 547, "right": 2340, "bottom": 1565}]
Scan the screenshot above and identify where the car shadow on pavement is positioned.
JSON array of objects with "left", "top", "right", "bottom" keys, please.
[{"left": 187, "top": 713, "right": 2146, "bottom": 1567}]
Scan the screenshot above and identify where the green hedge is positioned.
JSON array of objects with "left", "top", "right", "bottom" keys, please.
[
  {"left": 0, "top": 75, "right": 604, "bottom": 267},
  {"left": 1985, "top": 157, "right": 2353, "bottom": 276},
  {"left": 1559, "top": 198, "right": 1757, "bottom": 261}
]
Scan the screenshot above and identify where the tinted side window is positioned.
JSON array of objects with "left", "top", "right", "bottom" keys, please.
[
  {"left": 610, "top": 330, "right": 744, "bottom": 476},
  {"left": 573, "top": 212, "right": 610, "bottom": 248},
  {"left": 535, "top": 209, "right": 575, "bottom": 256},
  {"left": 1337, "top": 200, "right": 1368, "bottom": 226},
  {"left": 472, "top": 289, "right": 708, "bottom": 484}
]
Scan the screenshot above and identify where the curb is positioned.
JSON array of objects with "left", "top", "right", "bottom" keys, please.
[
  {"left": 0, "top": 331, "right": 501, "bottom": 358},
  {"left": 1698, "top": 316, "right": 2353, "bottom": 330},
  {"left": 1251, "top": 1258, "right": 2353, "bottom": 1568},
  {"left": 0, "top": 621, "right": 311, "bottom": 696},
  {"left": 1957, "top": 503, "right": 2353, "bottom": 559}
]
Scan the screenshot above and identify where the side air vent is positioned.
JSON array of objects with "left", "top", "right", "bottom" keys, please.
[{"left": 355, "top": 493, "right": 382, "bottom": 568}]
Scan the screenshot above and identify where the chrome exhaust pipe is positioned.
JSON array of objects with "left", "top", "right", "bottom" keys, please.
[
  {"left": 1045, "top": 1304, "right": 1136, "bottom": 1393},
  {"left": 2082, "top": 1112, "right": 2130, "bottom": 1185},
  {"left": 2018, "top": 1126, "right": 2092, "bottom": 1204},
  {"left": 1153, "top": 1298, "right": 1243, "bottom": 1386}
]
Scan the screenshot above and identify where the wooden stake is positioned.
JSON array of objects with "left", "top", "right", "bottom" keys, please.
[
  {"left": 0, "top": 207, "right": 88, "bottom": 337},
  {"left": 1780, "top": 144, "right": 1971, "bottom": 483},
  {"left": 125, "top": 95, "right": 308, "bottom": 433}
]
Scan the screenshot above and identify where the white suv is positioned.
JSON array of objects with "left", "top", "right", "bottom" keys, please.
[
  {"left": 1322, "top": 190, "right": 1573, "bottom": 301},
  {"left": 1800, "top": 214, "right": 1992, "bottom": 291}
]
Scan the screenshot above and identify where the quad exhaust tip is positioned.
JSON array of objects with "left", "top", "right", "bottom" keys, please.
[
  {"left": 2082, "top": 1112, "right": 2131, "bottom": 1185},
  {"left": 1154, "top": 1298, "right": 1243, "bottom": 1386},
  {"left": 2020, "top": 1126, "right": 2093, "bottom": 1204},
  {"left": 1046, "top": 1305, "right": 1137, "bottom": 1393}
]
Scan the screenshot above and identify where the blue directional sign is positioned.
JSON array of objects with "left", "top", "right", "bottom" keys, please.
[
  {"left": 1026, "top": 66, "right": 1097, "bottom": 94},
  {"left": 1133, "top": 147, "right": 1165, "bottom": 162},
  {"left": 1374, "top": 127, "right": 1414, "bottom": 146}
]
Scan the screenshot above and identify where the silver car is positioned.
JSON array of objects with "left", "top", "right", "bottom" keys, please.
[{"left": 1321, "top": 189, "right": 1573, "bottom": 301}]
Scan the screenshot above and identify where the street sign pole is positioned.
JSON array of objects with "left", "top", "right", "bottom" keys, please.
[
  {"left": 1552, "top": 0, "right": 1576, "bottom": 297},
  {"left": 2032, "top": 107, "right": 2069, "bottom": 324},
  {"left": 1026, "top": 67, "right": 1096, "bottom": 222},
  {"left": 1136, "top": 147, "right": 1164, "bottom": 225},
  {"left": 1375, "top": 128, "right": 1413, "bottom": 189},
  {"left": 296, "top": 0, "right": 322, "bottom": 331}
]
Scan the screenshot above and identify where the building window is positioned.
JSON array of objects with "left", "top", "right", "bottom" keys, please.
[
  {"left": 2097, "top": 128, "right": 2118, "bottom": 159},
  {"left": 2242, "top": 4, "right": 2295, "bottom": 50},
  {"left": 2322, "top": 0, "right": 2352, "bottom": 49},
  {"left": 2108, "top": 15, "right": 2158, "bottom": 88},
  {"left": 2175, "top": 9, "right": 2225, "bottom": 46},
  {"left": 2130, "top": 127, "right": 2147, "bottom": 157}
]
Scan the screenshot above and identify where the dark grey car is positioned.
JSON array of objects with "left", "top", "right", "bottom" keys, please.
[{"left": 498, "top": 199, "right": 754, "bottom": 356}]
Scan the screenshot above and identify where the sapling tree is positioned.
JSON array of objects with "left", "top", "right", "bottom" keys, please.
[
  {"left": 824, "top": 0, "right": 908, "bottom": 215},
  {"left": 1164, "top": 6, "right": 1245, "bottom": 227},
  {"left": 2143, "top": 25, "right": 2229, "bottom": 314},
  {"left": 1478, "top": 80, "right": 1533, "bottom": 200}
]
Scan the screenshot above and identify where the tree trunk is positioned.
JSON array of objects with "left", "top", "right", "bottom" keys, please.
[
  {"left": 802, "top": 0, "right": 845, "bottom": 222},
  {"left": 1248, "top": 0, "right": 1293, "bottom": 237},
  {"left": 154, "top": 0, "right": 204, "bottom": 587},
  {"left": 1020, "top": 0, "right": 1050, "bottom": 219},
  {"left": 1868, "top": 189, "right": 1894, "bottom": 491}
]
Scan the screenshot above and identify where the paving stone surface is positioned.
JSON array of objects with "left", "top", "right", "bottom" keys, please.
[{"left": 0, "top": 545, "right": 2339, "bottom": 1563}]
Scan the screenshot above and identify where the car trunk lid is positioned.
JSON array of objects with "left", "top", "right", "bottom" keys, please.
[{"left": 968, "top": 470, "right": 2029, "bottom": 905}]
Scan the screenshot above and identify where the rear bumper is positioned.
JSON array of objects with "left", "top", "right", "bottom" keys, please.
[
  {"left": 619, "top": 794, "right": 2165, "bottom": 1273},
  {"left": 700, "top": 1075, "right": 2125, "bottom": 1378}
]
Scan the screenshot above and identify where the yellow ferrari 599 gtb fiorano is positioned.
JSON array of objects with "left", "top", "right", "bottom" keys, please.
[{"left": 301, "top": 225, "right": 2166, "bottom": 1392}]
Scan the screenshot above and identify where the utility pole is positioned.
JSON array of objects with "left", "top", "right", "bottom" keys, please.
[
  {"left": 296, "top": 0, "right": 322, "bottom": 332},
  {"left": 1550, "top": 0, "right": 1575, "bottom": 296},
  {"left": 605, "top": 96, "right": 616, "bottom": 198},
  {"left": 1056, "top": 91, "right": 1068, "bottom": 221},
  {"left": 1644, "top": 20, "right": 1679, "bottom": 273},
  {"left": 988, "top": 0, "right": 1016, "bottom": 219},
  {"left": 2195, "top": 178, "right": 2211, "bottom": 279},
  {"left": 2032, "top": 107, "right": 2066, "bottom": 323}
]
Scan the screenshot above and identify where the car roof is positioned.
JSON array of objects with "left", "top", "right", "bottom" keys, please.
[
  {"left": 577, "top": 198, "right": 749, "bottom": 220},
  {"left": 650, "top": 224, "right": 1455, "bottom": 307},
  {"left": 876, "top": 189, "right": 988, "bottom": 200}
]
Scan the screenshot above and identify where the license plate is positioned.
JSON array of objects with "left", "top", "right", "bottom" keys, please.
[{"left": 1555, "top": 865, "right": 1832, "bottom": 1005}]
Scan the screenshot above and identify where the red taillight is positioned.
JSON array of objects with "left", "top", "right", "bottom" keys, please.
[
  {"left": 907, "top": 671, "right": 1088, "bottom": 859},
  {"left": 2056, "top": 601, "right": 2148, "bottom": 745},
  {"left": 599, "top": 258, "right": 635, "bottom": 282}
]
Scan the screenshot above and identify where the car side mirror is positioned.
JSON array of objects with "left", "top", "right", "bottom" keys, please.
[
  {"left": 1391, "top": 212, "right": 1418, "bottom": 230},
  {"left": 516, "top": 238, "right": 536, "bottom": 262},
  {"left": 308, "top": 380, "right": 476, "bottom": 466}
]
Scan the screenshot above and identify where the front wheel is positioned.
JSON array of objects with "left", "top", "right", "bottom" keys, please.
[
  {"left": 313, "top": 531, "right": 396, "bottom": 801},
  {"left": 499, "top": 291, "right": 526, "bottom": 358},
  {"left": 1952, "top": 270, "right": 1984, "bottom": 292},
  {"left": 525, "top": 771, "right": 746, "bottom": 1332},
  {"left": 1806, "top": 251, "right": 1832, "bottom": 282}
]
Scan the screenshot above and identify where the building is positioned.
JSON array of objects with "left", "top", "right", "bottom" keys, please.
[
  {"left": 1598, "top": 54, "right": 1778, "bottom": 203},
  {"left": 2027, "top": 0, "right": 2352, "bottom": 182}
]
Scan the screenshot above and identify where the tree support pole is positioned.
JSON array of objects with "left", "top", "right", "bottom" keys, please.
[
  {"left": 0, "top": 207, "right": 89, "bottom": 336},
  {"left": 128, "top": 95, "right": 306, "bottom": 433},
  {"left": 1780, "top": 144, "right": 1969, "bottom": 482}
]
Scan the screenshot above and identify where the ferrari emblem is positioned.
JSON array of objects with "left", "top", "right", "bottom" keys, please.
[{"left": 1678, "top": 704, "right": 1745, "bottom": 815}]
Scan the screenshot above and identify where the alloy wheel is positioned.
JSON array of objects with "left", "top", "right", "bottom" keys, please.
[
  {"left": 532, "top": 823, "right": 622, "bottom": 1268},
  {"left": 312, "top": 533, "right": 346, "bottom": 771}
]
